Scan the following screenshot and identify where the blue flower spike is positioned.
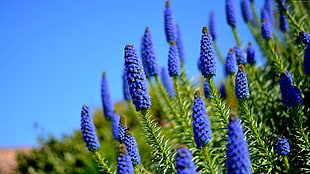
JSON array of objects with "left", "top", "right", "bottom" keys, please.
[
  {"left": 299, "top": 31, "right": 310, "bottom": 46},
  {"left": 117, "top": 144, "right": 134, "bottom": 174},
  {"left": 141, "top": 27, "right": 159, "bottom": 78},
  {"left": 111, "top": 112, "right": 120, "bottom": 140},
  {"left": 225, "top": 48, "right": 238, "bottom": 75},
  {"left": 168, "top": 41, "right": 180, "bottom": 77},
  {"left": 226, "top": 0, "right": 237, "bottom": 27},
  {"left": 175, "top": 145, "right": 197, "bottom": 174},
  {"left": 279, "top": 71, "right": 303, "bottom": 107},
  {"left": 235, "top": 65, "right": 250, "bottom": 99},
  {"left": 247, "top": 42, "right": 256, "bottom": 64},
  {"left": 80, "top": 105, "right": 100, "bottom": 152},
  {"left": 124, "top": 44, "right": 151, "bottom": 111},
  {"left": 101, "top": 72, "right": 114, "bottom": 120},
  {"left": 234, "top": 46, "right": 247, "bottom": 65},
  {"left": 241, "top": 0, "right": 254, "bottom": 25},
  {"left": 276, "top": 136, "right": 290, "bottom": 155},
  {"left": 261, "top": 18, "right": 273, "bottom": 40},
  {"left": 226, "top": 115, "right": 252, "bottom": 174},
  {"left": 200, "top": 27, "right": 216, "bottom": 79},
  {"left": 192, "top": 90, "right": 212, "bottom": 148},
  {"left": 124, "top": 130, "right": 141, "bottom": 165},
  {"left": 119, "top": 114, "right": 128, "bottom": 142},
  {"left": 164, "top": 0, "right": 177, "bottom": 43}
]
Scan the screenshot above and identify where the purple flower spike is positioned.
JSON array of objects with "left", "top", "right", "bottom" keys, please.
[
  {"left": 141, "top": 27, "right": 159, "bottom": 78},
  {"left": 225, "top": 48, "right": 238, "bottom": 75},
  {"left": 241, "top": 0, "right": 254, "bottom": 25},
  {"left": 247, "top": 42, "right": 256, "bottom": 64},
  {"left": 168, "top": 41, "right": 180, "bottom": 77},
  {"left": 279, "top": 15, "right": 289, "bottom": 32},
  {"left": 279, "top": 71, "right": 303, "bottom": 107},
  {"left": 164, "top": 1, "right": 177, "bottom": 43},
  {"left": 226, "top": 0, "right": 237, "bottom": 27},
  {"left": 299, "top": 31, "right": 310, "bottom": 46},
  {"left": 234, "top": 46, "right": 247, "bottom": 64},
  {"left": 117, "top": 144, "right": 134, "bottom": 174},
  {"left": 226, "top": 116, "right": 252, "bottom": 174},
  {"left": 119, "top": 115, "right": 128, "bottom": 142},
  {"left": 200, "top": 27, "right": 216, "bottom": 79},
  {"left": 261, "top": 18, "right": 273, "bottom": 40},
  {"left": 124, "top": 44, "right": 151, "bottom": 111},
  {"left": 235, "top": 65, "right": 250, "bottom": 99},
  {"left": 124, "top": 130, "right": 141, "bottom": 165},
  {"left": 111, "top": 112, "right": 120, "bottom": 140},
  {"left": 161, "top": 67, "right": 175, "bottom": 96},
  {"left": 122, "top": 68, "right": 131, "bottom": 100},
  {"left": 304, "top": 46, "right": 310, "bottom": 75},
  {"left": 192, "top": 90, "right": 212, "bottom": 148},
  {"left": 264, "top": 0, "right": 273, "bottom": 24},
  {"left": 101, "top": 72, "right": 114, "bottom": 120},
  {"left": 176, "top": 24, "right": 186, "bottom": 63},
  {"left": 204, "top": 79, "right": 212, "bottom": 98},
  {"left": 175, "top": 145, "right": 197, "bottom": 174},
  {"left": 276, "top": 136, "right": 290, "bottom": 155},
  {"left": 80, "top": 105, "right": 100, "bottom": 151},
  {"left": 209, "top": 11, "right": 217, "bottom": 40}
]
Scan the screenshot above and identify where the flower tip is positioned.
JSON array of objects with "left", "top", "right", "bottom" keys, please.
[
  {"left": 145, "top": 26, "right": 150, "bottom": 30},
  {"left": 238, "top": 64, "right": 245, "bottom": 72},
  {"left": 194, "top": 90, "right": 201, "bottom": 98},
  {"left": 170, "top": 40, "right": 176, "bottom": 46},
  {"left": 126, "top": 44, "right": 134, "bottom": 48},
  {"left": 229, "top": 114, "right": 238, "bottom": 121},
  {"left": 248, "top": 41, "right": 252, "bottom": 46},
  {"left": 202, "top": 26, "right": 209, "bottom": 33},
  {"left": 229, "top": 48, "right": 234, "bottom": 52},
  {"left": 102, "top": 72, "right": 106, "bottom": 77},
  {"left": 177, "top": 144, "right": 188, "bottom": 149},
  {"left": 280, "top": 71, "right": 287, "bottom": 77},
  {"left": 262, "top": 18, "right": 267, "bottom": 23},
  {"left": 165, "top": 0, "right": 170, "bottom": 7}
]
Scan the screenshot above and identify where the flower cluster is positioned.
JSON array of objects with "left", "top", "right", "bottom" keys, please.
[
  {"left": 279, "top": 71, "right": 303, "bottom": 107},
  {"left": 80, "top": 105, "right": 100, "bottom": 152},
  {"left": 124, "top": 44, "right": 151, "bottom": 111}
]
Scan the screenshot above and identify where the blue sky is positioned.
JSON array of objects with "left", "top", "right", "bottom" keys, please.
[{"left": 0, "top": 0, "right": 264, "bottom": 147}]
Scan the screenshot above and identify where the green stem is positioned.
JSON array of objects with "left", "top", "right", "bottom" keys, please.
[
  {"left": 267, "top": 39, "right": 285, "bottom": 73},
  {"left": 208, "top": 78, "right": 230, "bottom": 125},
  {"left": 284, "top": 155, "right": 290, "bottom": 173},
  {"left": 179, "top": 63, "right": 195, "bottom": 102},
  {"left": 238, "top": 99, "right": 276, "bottom": 170},
  {"left": 94, "top": 151, "right": 113, "bottom": 174},
  {"left": 173, "top": 76, "right": 187, "bottom": 122},
  {"left": 202, "top": 145, "right": 217, "bottom": 174},
  {"left": 232, "top": 27, "right": 241, "bottom": 46},
  {"left": 139, "top": 110, "right": 176, "bottom": 173}
]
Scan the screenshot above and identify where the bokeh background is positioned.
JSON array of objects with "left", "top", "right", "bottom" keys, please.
[{"left": 0, "top": 0, "right": 264, "bottom": 147}]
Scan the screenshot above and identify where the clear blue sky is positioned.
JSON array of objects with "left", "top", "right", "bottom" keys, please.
[{"left": 0, "top": 0, "right": 264, "bottom": 147}]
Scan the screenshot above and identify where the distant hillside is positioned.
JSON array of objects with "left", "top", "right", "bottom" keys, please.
[{"left": 0, "top": 147, "right": 32, "bottom": 174}]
